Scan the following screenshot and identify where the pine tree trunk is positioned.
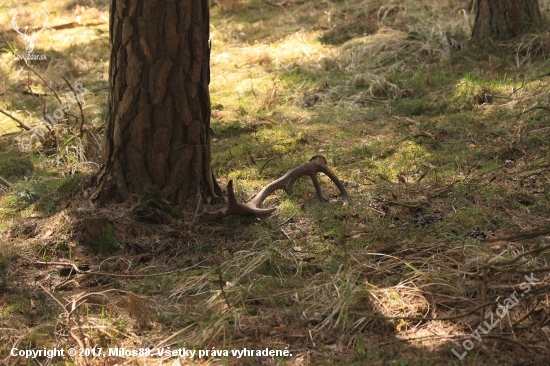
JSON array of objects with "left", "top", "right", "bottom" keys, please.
[
  {"left": 472, "top": 0, "right": 542, "bottom": 40},
  {"left": 96, "top": 0, "right": 221, "bottom": 205}
]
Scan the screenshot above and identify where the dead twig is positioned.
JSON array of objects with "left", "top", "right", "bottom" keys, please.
[
  {"left": 35, "top": 260, "right": 206, "bottom": 277},
  {"left": 217, "top": 268, "right": 232, "bottom": 310},
  {"left": 22, "top": 89, "right": 47, "bottom": 97},
  {"left": 61, "top": 75, "right": 86, "bottom": 137},
  {"left": 260, "top": 0, "right": 296, "bottom": 8},
  {"left": 46, "top": 20, "right": 107, "bottom": 31},
  {"left": 37, "top": 283, "right": 66, "bottom": 310},
  {"left": 0, "top": 175, "right": 13, "bottom": 187},
  {"left": 0, "top": 108, "right": 31, "bottom": 131},
  {"left": 259, "top": 155, "right": 277, "bottom": 174},
  {"left": 277, "top": 213, "right": 296, "bottom": 227},
  {"left": 24, "top": 83, "right": 51, "bottom": 136},
  {"left": 20, "top": 60, "right": 62, "bottom": 104},
  {"left": 488, "top": 266, "right": 550, "bottom": 275},
  {"left": 154, "top": 324, "right": 195, "bottom": 348},
  {"left": 516, "top": 105, "right": 550, "bottom": 118},
  {"left": 484, "top": 226, "right": 550, "bottom": 243}
]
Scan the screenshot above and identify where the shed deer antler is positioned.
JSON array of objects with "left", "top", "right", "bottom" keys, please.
[{"left": 198, "top": 155, "right": 349, "bottom": 222}]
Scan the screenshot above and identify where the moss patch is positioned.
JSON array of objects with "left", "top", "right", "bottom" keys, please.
[
  {"left": 84, "top": 217, "right": 119, "bottom": 255},
  {"left": 133, "top": 190, "right": 184, "bottom": 224},
  {"left": 0, "top": 150, "right": 34, "bottom": 179}
]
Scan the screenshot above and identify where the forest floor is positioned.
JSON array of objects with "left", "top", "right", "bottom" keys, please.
[{"left": 1, "top": 0, "right": 550, "bottom": 365}]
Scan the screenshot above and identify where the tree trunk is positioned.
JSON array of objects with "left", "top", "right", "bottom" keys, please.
[
  {"left": 95, "top": 0, "right": 221, "bottom": 205},
  {"left": 472, "top": 0, "right": 542, "bottom": 40}
]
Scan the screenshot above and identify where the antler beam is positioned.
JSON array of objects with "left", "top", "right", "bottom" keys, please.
[{"left": 198, "top": 155, "right": 349, "bottom": 222}]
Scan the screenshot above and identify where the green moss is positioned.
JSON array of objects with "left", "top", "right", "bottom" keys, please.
[
  {"left": 514, "top": 190, "right": 537, "bottom": 206},
  {"left": 35, "top": 174, "right": 84, "bottom": 214},
  {"left": 86, "top": 223, "right": 119, "bottom": 255},
  {"left": 0, "top": 150, "right": 34, "bottom": 179},
  {"left": 5, "top": 294, "right": 30, "bottom": 315},
  {"left": 277, "top": 199, "right": 302, "bottom": 216},
  {"left": 391, "top": 97, "right": 446, "bottom": 116},
  {"left": 214, "top": 120, "right": 243, "bottom": 138},
  {"left": 133, "top": 190, "right": 184, "bottom": 224}
]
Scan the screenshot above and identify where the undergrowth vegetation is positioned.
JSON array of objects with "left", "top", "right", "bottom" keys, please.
[{"left": 1, "top": 0, "right": 550, "bottom": 365}]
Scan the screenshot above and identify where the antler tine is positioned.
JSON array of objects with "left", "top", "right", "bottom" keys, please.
[{"left": 197, "top": 180, "right": 275, "bottom": 222}]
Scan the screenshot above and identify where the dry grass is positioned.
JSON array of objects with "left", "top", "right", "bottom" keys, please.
[{"left": 1, "top": 0, "right": 550, "bottom": 365}]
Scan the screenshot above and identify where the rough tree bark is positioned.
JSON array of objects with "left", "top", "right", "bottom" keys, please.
[
  {"left": 472, "top": 0, "right": 542, "bottom": 40},
  {"left": 95, "top": 0, "right": 221, "bottom": 205}
]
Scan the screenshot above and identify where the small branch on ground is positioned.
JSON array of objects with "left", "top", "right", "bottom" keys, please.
[
  {"left": 0, "top": 109, "right": 31, "bottom": 131},
  {"left": 46, "top": 20, "right": 107, "bottom": 31},
  {"left": 484, "top": 225, "right": 550, "bottom": 242},
  {"left": 34, "top": 260, "right": 206, "bottom": 277},
  {"left": 0, "top": 175, "right": 13, "bottom": 187},
  {"left": 20, "top": 60, "right": 62, "bottom": 104},
  {"left": 61, "top": 76, "right": 86, "bottom": 137},
  {"left": 277, "top": 213, "right": 296, "bottom": 227},
  {"left": 516, "top": 105, "right": 550, "bottom": 118},
  {"left": 260, "top": 0, "right": 301, "bottom": 7},
  {"left": 217, "top": 268, "right": 232, "bottom": 309},
  {"left": 259, "top": 155, "right": 277, "bottom": 174}
]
